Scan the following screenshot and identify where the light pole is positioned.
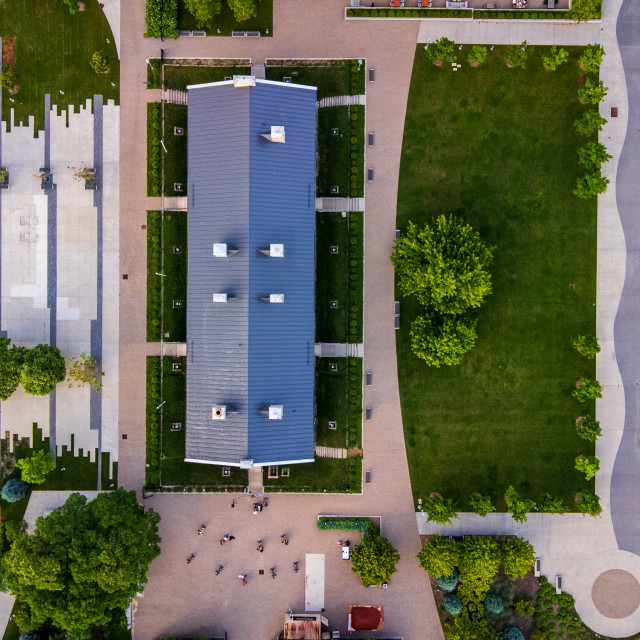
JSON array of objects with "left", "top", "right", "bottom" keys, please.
[{"left": 157, "top": 400, "right": 167, "bottom": 410}]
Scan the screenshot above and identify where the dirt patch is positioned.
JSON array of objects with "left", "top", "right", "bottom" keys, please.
[
  {"left": 77, "top": 1, "right": 86, "bottom": 10},
  {"left": 506, "top": 61, "right": 514, "bottom": 68},
  {"left": 592, "top": 570, "right": 640, "bottom": 618},
  {"left": 347, "top": 446, "right": 363, "bottom": 457},
  {"left": 469, "top": 60, "right": 480, "bottom": 68},
  {"left": 2, "top": 37, "right": 16, "bottom": 71},
  {"left": 432, "top": 60, "right": 444, "bottom": 67}
]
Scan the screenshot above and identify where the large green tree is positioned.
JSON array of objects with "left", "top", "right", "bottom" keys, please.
[
  {"left": 417, "top": 535, "right": 460, "bottom": 577},
  {"left": 20, "top": 345, "right": 66, "bottom": 396},
  {"left": 458, "top": 536, "right": 501, "bottom": 580},
  {"left": 422, "top": 494, "right": 459, "bottom": 525},
  {"left": 0, "top": 489, "right": 161, "bottom": 639},
  {"left": 391, "top": 215, "right": 494, "bottom": 315},
  {"left": 184, "top": 0, "right": 222, "bottom": 28},
  {"left": 227, "top": 0, "right": 257, "bottom": 21},
  {"left": 410, "top": 313, "right": 477, "bottom": 367},
  {"left": 0, "top": 338, "right": 26, "bottom": 401},
  {"left": 15, "top": 450, "right": 55, "bottom": 485},
  {"left": 350, "top": 534, "right": 399, "bottom": 587},
  {"left": 501, "top": 537, "right": 535, "bottom": 578},
  {"left": 569, "top": 0, "right": 602, "bottom": 21}
]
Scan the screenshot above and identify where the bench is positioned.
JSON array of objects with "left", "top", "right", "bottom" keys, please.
[
  {"left": 534, "top": 557, "right": 541, "bottom": 577},
  {"left": 232, "top": 30, "right": 246, "bottom": 37},
  {"left": 555, "top": 575, "right": 562, "bottom": 594}
]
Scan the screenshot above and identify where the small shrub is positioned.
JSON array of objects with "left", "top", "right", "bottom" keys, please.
[
  {"left": 18, "top": 633, "right": 40, "bottom": 640},
  {"left": 426, "top": 37, "right": 457, "bottom": 64},
  {"left": 422, "top": 494, "right": 459, "bottom": 525},
  {"left": 469, "top": 492, "right": 493, "bottom": 516},
  {"left": 541, "top": 44, "right": 568, "bottom": 70},
  {"left": 443, "top": 594, "right": 462, "bottom": 615},
  {"left": 574, "top": 171, "right": 609, "bottom": 199},
  {"left": 468, "top": 45, "right": 488, "bottom": 64},
  {"left": 572, "top": 377, "right": 603, "bottom": 402},
  {"left": 540, "top": 493, "right": 566, "bottom": 513},
  {"left": 503, "top": 629, "right": 525, "bottom": 640},
  {"left": 578, "top": 78, "right": 608, "bottom": 104},
  {"left": 530, "top": 630, "right": 547, "bottom": 640},
  {"left": 505, "top": 485, "right": 535, "bottom": 523},
  {"left": 90, "top": 51, "right": 110, "bottom": 74},
  {"left": 505, "top": 41, "right": 529, "bottom": 69},
  {"left": 485, "top": 593, "right": 504, "bottom": 614},
  {"left": 515, "top": 598, "right": 535, "bottom": 617},
  {"left": 575, "top": 454, "right": 600, "bottom": 480},
  {"left": 572, "top": 334, "right": 601, "bottom": 358},
  {"left": 1, "top": 478, "right": 28, "bottom": 503},
  {"left": 577, "top": 491, "right": 602, "bottom": 516},
  {"left": 574, "top": 110, "right": 607, "bottom": 136},
  {"left": 436, "top": 570, "right": 459, "bottom": 591},
  {"left": 580, "top": 44, "right": 605, "bottom": 73}
]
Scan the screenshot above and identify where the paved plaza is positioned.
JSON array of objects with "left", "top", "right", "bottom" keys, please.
[{"left": 0, "top": 95, "right": 120, "bottom": 475}]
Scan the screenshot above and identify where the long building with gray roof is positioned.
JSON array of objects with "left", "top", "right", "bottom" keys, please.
[{"left": 184, "top": 76, "right": 317, "bottom": 468}]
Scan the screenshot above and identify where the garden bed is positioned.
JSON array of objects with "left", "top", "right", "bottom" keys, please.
[
  {"left": 265, "top": 59, "right": 366, "bottom": 99},
  {"left": 345, "top": 7, "right": 575, "bottom": 19},
  {"left": 147, "top": 103, "right": 162, "bottom": 197},
  {"left": 396, "top": 45, "right": 597, "bottom": 510},
  {"left": 163, "top": 104, "right": 187, "bottom": 197},
  {"left": 146, "top": 211, "right": 162, "bottom": 341},
  {"left": 176, "top": 0, "right": 272, "bottom": 36},
  {"left": 146, "top": 60, "right": 251, "bottom": 90}
]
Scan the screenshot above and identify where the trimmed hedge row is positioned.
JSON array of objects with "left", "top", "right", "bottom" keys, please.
[
  {"left": 474, "top": 9, "right": 570, "bottom": 18},
  {"left": 145, "top": 0, "right": 178, "bottom": 38},
  {"left": 346, "top": 7, "right": 570, "bottom": 18},
  {"left": 347, "top": 7, "right": 472, "bottom": 17},
  {"left": 147, "top": 211, "right": 162, "bottom": 342},
  {"left": 347, "top": 356, "right": 363, "bottom": 448},
  {"left": 347, "top": 213, "right": 364, "bottom": 344},
  {"left": 349, "top": 105, "right": 365, "bottom": 198},
  {"left": 147, "top": 103, "right": 162, "bottom": 197},
  {"left": 317, "top": 516, "right": 372, "bottom": 538},
  {"left": 349, "top": 60, "right": 366, "bottom": 95},
  {"left": 348, "top": 455, "right": 363, "bottom": 494},
  {"left": 145, "top": 356, "right": 162, "bottom": 488}
]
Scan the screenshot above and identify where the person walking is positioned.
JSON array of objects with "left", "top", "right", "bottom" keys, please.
[
  {"left": 257, "top": 540, "right": 264, "bottom": 553},
  {"left": 220, "top": 535, "right": 228, "bottom": 545}
]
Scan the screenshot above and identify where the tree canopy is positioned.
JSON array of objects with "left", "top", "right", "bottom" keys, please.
[
  {"left": 426, "top": 37, "right": 457, "bottom": 64},
  {"left": 350, "top": 534, "right": 400, "bottom": 587},
  {"left": 184, "top": 0, "right": 222, "bottom": 28},
  {"left": 501, "top": 537, "right": 535, "bottom": 578},
  {"left": 410, "top": 314, "right": 477, "bottom": 367},
  {"left": 15, "top": 450, "right": 55, "bottom": 485},
  {"left": 227, "top": 0, "right": 257, "bottom": 21},
  {"left": 422, "top": 494, "right": 459, "bottom": 525},
  {"left": 20, "top": 345, "right": 66, "bottom": 396},
  {"left": 569, "top": 0, "right": 602, "bottom": 22},
  {"left": 1, "top": 489, "right": 161, "bottom": 639},
  {"left": 0, "top": 338, "right": 26, "bottom": 401},
  {"left": 391, "top": 216, "right": 494, "bottom": 315},
  {"left": 417, "top": 535, "right": 460, "bottom": 577},
  {"left": 505, "top": 485, "right": 535, "bottom": 523}
]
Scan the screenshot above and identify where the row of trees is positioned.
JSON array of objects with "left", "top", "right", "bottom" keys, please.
[
  {"left": 418, "top": 535, "right": 536, "bottom": 639},
  {"left": 0, "top": 338, "right": 103, "bottom": 401},
  {"left": 184, "top": 0, "right": 259, "bottom": 27},
  {"left": 391, "top": 215, "right": 494, "bottom": 366}
]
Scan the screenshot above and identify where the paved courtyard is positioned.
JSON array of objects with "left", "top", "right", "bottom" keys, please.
[{"left": 0, "top": 94, "right": 120, "bottom": 476}]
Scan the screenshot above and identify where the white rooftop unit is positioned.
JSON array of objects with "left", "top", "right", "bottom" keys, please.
[
  {"left": 212, "top": 405, "right": 227, "bottom": 420},
  {"left": 270, "top": 243, "right": 284, "bottom": 257},
  {"left": 213, "top": 293, "right": 228, "bottom": 303},
  {"left": 213, "top": 243, "right": 228, "bottom": 257},
  {"left": 261, "top": 125, "right": 286, "bottom": 144},
  {"left": 270, "top": 293, "right": 284, "bottom": 303},
  {"left": 268, "top": 405, "right": 283, "bottom": 420},
  {"left": 233, "top": 75, "right": 256, "bottom": 88}
]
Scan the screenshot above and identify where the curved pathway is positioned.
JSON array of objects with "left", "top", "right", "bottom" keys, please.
[{"left": 610, "top": 0, "right": 640, "bottom": 556}]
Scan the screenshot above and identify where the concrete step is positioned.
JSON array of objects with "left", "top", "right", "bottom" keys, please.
[{"left": 315, "top": 446, "right": 348, "bottom": 459}]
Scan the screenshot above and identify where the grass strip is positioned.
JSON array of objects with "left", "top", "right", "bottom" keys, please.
[
  {"left": 164, "top": 65, "right": 251, "bottom": 90},
  {"left": 315, "top": 358, "right": 349, "bottom": 449},
  {"left": 147, "top": 103, "right": 162, "bottom": 197},
  {"left": 163, "top": 104, "right": 188, "bottom": 196},
  {"left": 146, "top": 211, "right": 162, "bottom": 342},
  {"left": 161, "top": 212, "right": 187, "bottom": 341},
  {"left": 177, "top": 0, "right": 273, "bottom": 35},
  {"left": 347, "top": 357, "right": 363, "bottom": 449},
  {"left": 147, "top": 58, "right": 161, "bottom": 88},
  {"left": 145, "top": 356, "right": 161, "bottom": 489},
  {"left": 348, "top": 212, "right": 364, "bottom": 343},
  {"left": 317, "top": 106, "right": 350, "bottom": 197}
]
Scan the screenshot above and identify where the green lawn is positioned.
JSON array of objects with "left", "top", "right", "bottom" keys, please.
[
  {"left": 316, "top": 358, "right": 349, "bottom": 448},
  {"left": 0, "top": 0, "right": 119, "bottom": 133},
  {"left": 147, "top": 103, "right": 162, "bottom": 196},
  {"left": 160, "top": 64, "right": 251, "bottom": 90},
  {"left": 263, "top": 457, "right": 361, "bottom": 494},
  {"left": 177, "top": 0, "right": 273, "bottom": 35},
  {"left": 146, "top": 211, "right": 162, "bottom": 342},
  {"left": 396, "top": 45, "right": 597, "bottom": 511},
  {"left": 316, "top": 212, "right": 364, "bottom": 343},
  {"left": 318, "top": 107, "right": 350, "bottom": 197},
  {"left": 162, "top": 211, "right": 187, "bottom": 341},
  {"left": 265, "top": 60, "right": 366, "bottom": 99},
  {"left": 163, "top": 104, "right": 187, "bottom": 196}
]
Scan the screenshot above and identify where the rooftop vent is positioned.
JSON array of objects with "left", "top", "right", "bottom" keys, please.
[
  {"left": 269, "top": 293, "right": 284, "bottom": 303},
  {"left": 268, "top": 405, "right": 283, "bottom": 420},
  {"left": 269, "top": 243, "right": 284, "bottom": 257},
  {"left": 212, "top": 405, "right": 227, "bottom": 420},
  {"left": 261, "top": 126, "right": 286, "bottom": 144},
  {"left": 233, "top": 75, "right": 256, "bottom": 88},
  {"left": 213, "top": 293, "right": 228, "bottom": 303},
  {"left": 213, "top": 243, "right": 227, "bottom": 257}
]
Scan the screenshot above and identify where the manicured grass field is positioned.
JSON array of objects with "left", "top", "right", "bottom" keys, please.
[
  {"left": 163, "top": 104, "right": 188, "bottom": 196},
  {"left": 316, "top": 358, "right": 349, "bottom": 449},
  {"left": 318, "top": 107, "right": 351, "bottom": 197},
  {"left": 0, "top": 0, "right": 119, "bottom": 133},
  {"left": 177, "top": 0, "right": 273, "bottom": 35},
  {"left": 263, "top": 456, "right": 361, "bottom": 494},
  {"left": 161, "top": 211, "right": 187, "bottom": 341},
  {"left": 265, "top": 61, "right": 366, "bottom": 99},
  {"left": 396, "top": 45, "right": 597, "bottom": 510},
  {"left": 316, "top": 212, "right": 364, "bottom": 343},
  {"left": 146, "top": 211, "right": 162, "bottom": 341},
  {"left": 162, "top": 64, "right": 251, "bottom": 90}
]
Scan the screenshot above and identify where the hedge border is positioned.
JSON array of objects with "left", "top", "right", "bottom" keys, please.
[
  {"left": 146, "top": 211, "right": 162, "bottom": 342},
  {"left": 349, "top": 104, "right": 365, "bottom": 198},
  {"left": 145, "top": 356, "right": 161, "bottom": 488},
  {"left": 345, "top": 7, "right": 578, "bottom": 19},
  {"left": 347, "top": 214, "right": 364, "bottom": 345},
  {"left": 317, "top": 516, "right": 373, "bottom": 539}
]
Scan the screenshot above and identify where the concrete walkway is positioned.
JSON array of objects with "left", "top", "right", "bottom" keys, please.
[
  {"left": 317, "top": 94, "right": 366, "bottom": 107},
  {"left": 315, "top": 196, "right": 365, "bottom": 211},
  {"left": 314, "top": 342, "right": 364, "bottom": 357}
]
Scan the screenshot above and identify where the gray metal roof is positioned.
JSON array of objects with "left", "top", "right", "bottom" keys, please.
[{"left": 185, "top": 79, "right": 317, "bottom": 467}]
